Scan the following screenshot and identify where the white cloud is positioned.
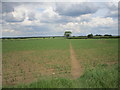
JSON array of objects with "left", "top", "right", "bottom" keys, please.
[
  {"left": 3, "top": 29, "right": 15, "bottom": 33},
  {"left": 74, "top": 14, "right": 92, "bottom": 22},
  {"left": 2, "top": 2, "right": 118, "bottom": 36},
  {"left": 83, "top": 17, "right": 116, "bottom": 27},
  {"left": 58, "top": 16, "right": 117, "bottom": 35},
  {"left": 2, "top": 29, "right": 21, "bottom": 36},
  {"left": 59, "top": 22, "right": 81, "bottom": 35}
]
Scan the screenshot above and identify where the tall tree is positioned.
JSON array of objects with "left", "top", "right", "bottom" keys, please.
[{"left": 64, "top": 31, "right": 72, "bottom": 38}]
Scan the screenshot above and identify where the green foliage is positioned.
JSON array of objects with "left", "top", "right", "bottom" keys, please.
[
  {"left": 2, "top": 39, "right": 69, "bottom": 53},
  {"left": 71, "top": 39, "right": 118, "bottom": 88},
  {"left": 78, "top": 64, "right": 118, "bottom": 88},
  {"left": 3, "top": 39, "right": 118, "bottom": 88},
  {"left": 68, "top": 36, "right": 87, "bottom": 39},
  {"left": 64, "top": 31, "right": 72, "bottom": 38},
  {"left": 8, "top": 77, "right": 73, "bottom": 88},
  {"left": 5, "top": 63, "right": 118, "bottom": 88},
  {"left": 87, "top": 34, "right": 93, "bottom": 38},
  {"left": 71, "top": 39, "right": 118, "bottom": 67},
  {"left": 68, "top": 36, "right": 119, "bottom": 39},
  {"left": 95, "top": 34, "right": 102, "bottom": 36},
  {"left": 104, "top": 34, "right": 112, "bottom": 36}
]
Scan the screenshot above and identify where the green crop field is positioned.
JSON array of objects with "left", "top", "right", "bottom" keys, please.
[{"left": 2, "top": 39, "right": 118, "bottom": 88}]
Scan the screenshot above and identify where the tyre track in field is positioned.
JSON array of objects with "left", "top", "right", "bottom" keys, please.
[{"left": 70, "top": 43, "right": 83, "bottom": 79}]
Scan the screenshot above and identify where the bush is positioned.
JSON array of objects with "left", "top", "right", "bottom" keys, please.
[{"left": 87, "top": 34, "right": 93, "bottom": 38}]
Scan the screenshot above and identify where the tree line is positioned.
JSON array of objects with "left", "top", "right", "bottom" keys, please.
[{"left": 64, "top": 31, "right": 120, "bottom": 39}]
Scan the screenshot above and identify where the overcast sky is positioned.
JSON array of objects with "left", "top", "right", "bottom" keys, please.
[{"left": 1, "top": 2, "right": 118, "bottom": 37}]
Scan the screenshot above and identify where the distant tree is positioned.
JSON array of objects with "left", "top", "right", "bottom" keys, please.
[
  {"left": 87, "top": 34, "right": 93, "bottom": 38},
  {"left": 95, "top": 34, "right": 102, "bottom": 36},
  {"left": 64, "top": 31, "right": 72, "bottom": 38},
  {"left": 104, "top": 34, "right": 112, "bottom": 36}
]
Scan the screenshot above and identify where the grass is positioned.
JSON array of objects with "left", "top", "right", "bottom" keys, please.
[
  {"left": 2, "top": 39, "right": 71, "bottom": 87},
  {"left": 12, "top": 77, "right": 73, "bottom": 88},
  {"left": 71, "top": 39, "right": 118, "bottom": 67},
  {"left": 2, "top": 38, "right": 118, "bottom": 88},
  {"left": 2, "top": 39, "right": 69, "bottom": 53},
  {"left": 71, "top": 39, "right": 118, "bottom": 88},
  {"left": 78, "top": 64, "right": 118, "bottom": 88},
  {"left": 4, "top": 64, "right": 118, "bottom": 88}
]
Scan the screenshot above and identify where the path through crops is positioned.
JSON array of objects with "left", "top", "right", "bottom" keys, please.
[{"left": 70, "top": 43, "right": 83, "bottom": 79}]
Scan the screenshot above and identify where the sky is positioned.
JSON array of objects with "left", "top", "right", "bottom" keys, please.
[{"left": 1, "top": 1, "right": 119, "bottom": 37}]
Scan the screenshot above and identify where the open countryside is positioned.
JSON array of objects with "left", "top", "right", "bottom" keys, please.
[
  {"left": 2, "top": 38, "right": 118, "bottom": 88},
  {"left": 1, "top": 1, "right": 119, "bottom": 88}
]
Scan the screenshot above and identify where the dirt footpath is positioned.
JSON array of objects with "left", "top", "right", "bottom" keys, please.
[{"left": 70, "top": 43, "right": 83, "bottom": 79}]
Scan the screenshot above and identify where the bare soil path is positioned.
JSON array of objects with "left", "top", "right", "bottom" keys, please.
[{"left": 70, "top": 43, "right": 83, "bottom": 79}]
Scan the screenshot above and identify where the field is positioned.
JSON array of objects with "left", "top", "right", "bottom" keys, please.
[{"left": 2, "top": 38, "right": 118, "bottom": 88}]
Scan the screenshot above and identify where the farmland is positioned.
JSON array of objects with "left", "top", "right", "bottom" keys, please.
[{"left": 2, "top": 38, "right": 118, "bottom": 88}]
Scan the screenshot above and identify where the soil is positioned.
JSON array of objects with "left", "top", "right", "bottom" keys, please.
[{"left": 70, "top": 43, "right": 83, "bottom": 79}]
